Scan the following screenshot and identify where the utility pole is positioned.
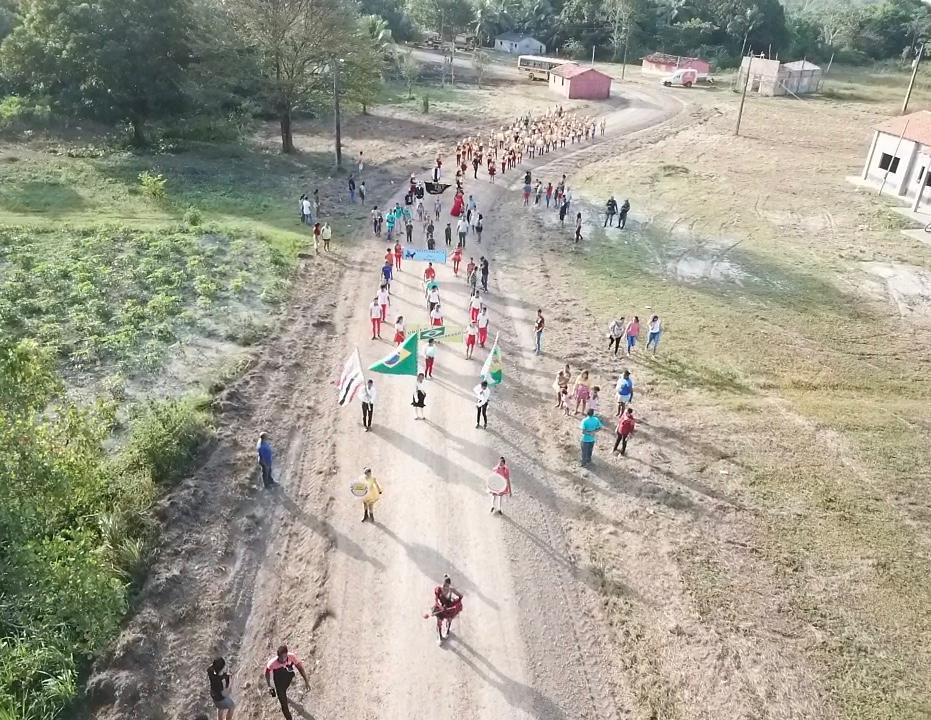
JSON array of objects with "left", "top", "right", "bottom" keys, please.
[
  {"left": 903, "top": 43, "right": 925, "bottom": 115},
  {"left": 591, "top": 44, "right": 596, "bottom": 66},
  {"left": 621, "top": 24, "right": 629, "bottom": 80},
  {"left": 333, "top": 59, "right": 343, "bottom": 169},
  {"left": 735, "top": 53, "right": 752, "bottom": 136}
]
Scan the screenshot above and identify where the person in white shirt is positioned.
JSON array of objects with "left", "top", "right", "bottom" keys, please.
[
  {"left": 369, "top": 298, "right": 383, "bottom": 340},
  {"left": 430, "top": 303, "right": 444, "bottom": 327},
  {"left": 427, "top": 286, "right": 441, "bottom": 313},
  {"left": 468, "top": 292, "right": 482, "bottom": 323},
  {"left": 301, "top": 196, "right": 312, "bottom": 225},
  {"left": 423, "top": 338, "right": 437, "bottom": 377},
  {"left": 457, "top": 218, "right": 467, "bottom": 246},
  {"left": 321, "top": 222, "right": 332, "bottom": 252},
  {"left": 476, "top": 306, "right": 490, "bottom": 348},
  {"left": 412, "top": 373, "right": 427, "bottom": 419},
  {"left": 473, "top": 380, "right": 490, "bottom": 429},
  {"left": 377, "top": 285, "right": 390, "bottom": 322},
  {"left": 608, "top": 317, "right": 625, "bottom": 356},
  {"left": 393, "top": 315, "right": 406, "bottom": 345},
  {"left": 646, "top": 314, "right": 662, "bottom": 355},
  {"left": 360, "top": 379, "right": 376, "bottom": 430},
  {"left": 465, "top": 322, "right": 478, "bottom": 359}
]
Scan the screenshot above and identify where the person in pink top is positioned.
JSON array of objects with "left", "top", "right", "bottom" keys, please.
[
  {"left": 625, "top": 315, "right": 640, "bottom": 356},
  {"left": 488, "top": 456, "right": 512, "bottom": 514},
  {"left": 264, "top": 645, "right": 309, "bottom": 720}
]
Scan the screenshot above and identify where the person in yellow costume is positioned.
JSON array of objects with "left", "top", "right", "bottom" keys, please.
[{"left": 360, "top": 468, "right": 383, "bottom": 523}]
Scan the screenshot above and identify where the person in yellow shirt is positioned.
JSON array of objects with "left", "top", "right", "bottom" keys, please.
[{"left": 360, "top": 468, "right": 383, "bottom": 523}]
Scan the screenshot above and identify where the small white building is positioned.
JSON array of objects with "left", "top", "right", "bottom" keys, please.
[
  {"left": 861, "top": 110, "right": 931, "bottom": 211},
  {"left": 494, "top": 33, "right": 545, "bottom": 55}
]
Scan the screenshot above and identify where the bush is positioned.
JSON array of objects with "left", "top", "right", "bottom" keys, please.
[
  {"left": 123, "top": 397, "right": 212, "bottom": 486},
  {"left": 0, "top": 94, "right": 51, "bottom": 131},
  {"left": 183, "top": 206, "right": 203, "bottom": 226},
  {"left": 138, "top": 170, "right": 168, "bottom": 201}
]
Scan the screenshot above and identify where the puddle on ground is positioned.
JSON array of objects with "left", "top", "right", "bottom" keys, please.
[{"left": 861, "top": 262, "right": 931, "bottom": 316}]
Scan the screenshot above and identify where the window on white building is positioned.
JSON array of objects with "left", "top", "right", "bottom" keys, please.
[{"left": 879, "top": 153, "right": 900, "bottom": 174}]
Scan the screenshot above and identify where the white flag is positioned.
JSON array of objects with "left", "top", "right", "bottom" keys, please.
[{"left": 338, "top": 348, "right": 364, "bottom": 406}]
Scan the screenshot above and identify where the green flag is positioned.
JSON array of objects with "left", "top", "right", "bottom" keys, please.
[
  {"left": 480, "top": 334, "right": 503, "bottom": 385},
  {"left": 369, "top": 332, "right": 419, "bottom": 376}
]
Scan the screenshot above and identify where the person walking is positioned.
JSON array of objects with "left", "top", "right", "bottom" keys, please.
[
  {"left": 474, "top": 380, "right": 490, "bottom": 429},
  {"left": 393, "top": 315, "right": 406, "bottom": 345},
  {"left": 424, "top": 338, "right": 437, "bottom": 378},
  {"left": 533, "top": 309, "right": 545, "bottom": 355},
  {"left": 381, "top": 259, "right": 393, "bottom": 290},
  {"left": 452, "top": 243, "right": 463, "bottom": 276},
  {"left": 369, "top": 297, "right": 383, "bottom": 340},
  {"left": 359, "top": 467, "right": 383, "bottom": 522},
  {"left": 489, "top": 456, "right": 511, "bottom": 514},
  {"left": 426, "top": 284, "right": 440, "bottom": 314},
  {"left": 545, "top": 182, "right": 553, "bottom": 208},
  {"left": 554, "top": 365, "right": 570, "bottom": 407},
  {"left": 457, "top": 217, "right": 468, "bottom": 247},
  {"left": 405, "top": 217, "right": 414, "bottom": 244},
  {"left": 604, "top": 195, "right": 617, "bottom": 228},
  {"left": 479, "top": 256, "right": 489, "bottom": 292},
  {"left": 377, "top": 284, "right": 390, "bottom": 322},
  {"left": 625, "top": 315, "right": 640, "bottom": 356},
  {"left": 372, "top": 206, "right": 382, "bottom": 237},
  {"left": 423, "top": 261, "right": 437, "bottom": 284},
  {"left": 646, "top": 314, "right": 662, "bottom": 355},
  {"left": 321, "top": 222, "right": 332, "bottom": 252},
  {"left": 475, "top": 214, "right": 484, "bottom": 243},
  {"left": 579, "top": 409, "right": 603, "bottom": 467},
  {"left": 394, "top": 241, "right": 402, "bottom": 271},
  {"left": 477, "top": 305, "right": 489, "bottom": 348},
  {"left": 559, "top": 198, "right": 568, "bottom": 226},
  {"left": 574, "top": 212, "right": 583, "bottom": 243},
  {"left": 207, "top": 657, "right": 235, "bottom": 720},
  {"left": 257, "top": 432, "right": 274, "bottom": 488},
  {"left": 264, "top": 646, "right": 309, "bottom": 720},
  {"left": 412, "top": 373, "right": 427, "bottom": 419},
  {"left": 618, "top": 199, "right": 630, "bottom": 228},
  {"left": 615, "top": 369, "right": 634, "bottom": 416},
  {"left": 360, "top": 379, "right": 376, "bottom": 431},
  {"left": 430, "top": 302, "right": 444, "bottom": 327},
  {"left": 608, "top": 317, "right": 625, "bottom": 355},
  {"left": 358, "top": 180, "right": 366, "bottom": 204},
  {"left": 434, "top": 196, "right": 442, "bottom": 220},
  {"left": 348, "top": 174, "right": 356, "bottom": 203},
  {"left": 613, "top": 408, "right": 635, "bottom": 456},
  {"left": 444, "top": 222, "right": 452, "bottom": 247}
]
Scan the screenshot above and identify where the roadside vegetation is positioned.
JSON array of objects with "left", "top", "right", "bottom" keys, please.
[{"left": 569, "top": 68, "right": 931, "bottom": 719}]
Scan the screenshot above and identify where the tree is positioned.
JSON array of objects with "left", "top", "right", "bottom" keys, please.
[
  {"left": 226, "top": 0, "right": 358, "bottom": 153},
  {"left": 473, "top": 0, "right": 503, "bottom": 46},
  {"left": 399, "top": 48, "right": 419, "bottom": 99},
  {"left": 408, "top": 0, "right": 474, "bottom": 39},
  {"left": 472, "top": 48, "right": 488, "bottom": 88},
  {"left": 344, "top": 17, "right": 389, "bottom": 114},
  {"left": 0, "top": 0, "right": 190, "bottom": 144}
]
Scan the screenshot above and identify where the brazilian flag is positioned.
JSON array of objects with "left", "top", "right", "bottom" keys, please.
[
  {"left": 369, "top": 332, "right": 419, "bottom": 376},
  {"left": 480, "top": 334, "right": 503, "bottom": 385}
]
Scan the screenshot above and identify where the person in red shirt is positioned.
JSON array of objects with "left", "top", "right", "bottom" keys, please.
[
  {"left": 613, "top": 408, "right": 635, "bottom": 455},
  {"left": 452, "top": 244, "right": 462, "bottom": 276},
  {"left": 423, "top": 262, "right": 436, "bottom": 283},
  {"left": 384, "top": 247, "right": 393, "bottom": 267},
  {"left": 394, "top": 241, "right": 402, "bottom": 270},
  {"left": 264, "top": 645, "right": 309, "bottom": 720}
]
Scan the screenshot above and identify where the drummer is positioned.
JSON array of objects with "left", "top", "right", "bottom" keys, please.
[{"left": 488, "top": 457, "right": 512, "bottom": 515}]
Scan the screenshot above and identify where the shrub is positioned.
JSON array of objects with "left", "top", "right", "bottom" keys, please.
[
  {"left": 138, "top": 171, "right": 168, "bottom": 201},
  {"left": 183, "top": 206, "right": 203, "bottom": 226},
  {"left": 123, "top": 398, "right": 212, "bottom": 486}
]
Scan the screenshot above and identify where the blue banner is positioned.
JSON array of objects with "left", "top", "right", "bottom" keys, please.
[{"left": 403, "top": 248, "right": 447, "bottom": 263}]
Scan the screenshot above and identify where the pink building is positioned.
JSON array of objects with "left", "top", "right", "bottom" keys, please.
[
  {"left": 548, "top": 64, "right": 612, "bottom": 100},
  {"left": 641, "top": 53, "right": 711, "bottom": 77}
]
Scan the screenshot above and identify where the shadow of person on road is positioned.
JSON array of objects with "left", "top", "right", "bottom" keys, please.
[
  {"left": 447, "top": 636, "right": 568, "bottom": 719},
  {"left": 276, "top": 490, "right": 386, "bottom": 571}
]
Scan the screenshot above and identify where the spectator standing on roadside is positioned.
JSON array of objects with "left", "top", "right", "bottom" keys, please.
[
  {"left": 257, "top": 432, "right": 274, "bottom": 488},
  {"left": 579, "top": 409, "right": 603, "bottom": 467},
  {"left": 533, "top": 309, "right": 545, "bottom": 355},
  {"left": 321, "top": 222, "right": 332, "bottom": 252},
  {"left": 359, "top": 181, "right": 366, "bottom": 204},
  {"left": 614, "top": 408, "right": 635, "bottom": 455},
  {"left": 207, "top": 657, "right": 235, "bottom": 720},
  {"left": 618, "top": 199, "right": 630, "bottom": 229}
]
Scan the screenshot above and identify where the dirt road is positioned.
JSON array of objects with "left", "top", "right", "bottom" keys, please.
[{"left": 86, "top": 84, "right": 681, "bottom": 720}]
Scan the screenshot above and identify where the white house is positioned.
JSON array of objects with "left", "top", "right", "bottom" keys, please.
[
  {"left": 861, "top": 110, "right": 931, "bottom": 211},
  {"left": 494, "top": 33, "right": 545, "bottom": 55}
]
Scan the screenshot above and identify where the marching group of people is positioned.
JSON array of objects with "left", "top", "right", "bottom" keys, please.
[{"left": 214, "top": 105, "right": 643, "bottom": 720}]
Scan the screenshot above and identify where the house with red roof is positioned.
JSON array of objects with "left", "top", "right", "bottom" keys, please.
[
  {"left": 548, "top": 64, "right": 612, "bottom": 100},
  {"left": 861, "top": 110, "right": 931, "bottom": 211}
]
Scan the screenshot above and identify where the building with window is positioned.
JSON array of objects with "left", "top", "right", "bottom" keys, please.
[
  {"left": 736, "top": 56, "right": 822, "bottom": 96},
  {"left": 548, "top": 63, "right": 612, "bottom": 100},
  {"left": 494, "top": 33, "right": 545, "bottom": 55},
  {"left": 861, "top": 110, "right": 931, "bottom": 211},
  {"left": 641, "top": 53, "right": 711, "bottom": 77}
]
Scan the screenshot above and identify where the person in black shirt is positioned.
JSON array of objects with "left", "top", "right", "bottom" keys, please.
[{"left": 207, "top": 657, "right": 235, "bottom": 719}]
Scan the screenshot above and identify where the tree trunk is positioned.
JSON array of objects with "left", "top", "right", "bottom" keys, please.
[
  {"left": 280, "top": 110, "right": 294, "bottom": 154},
  {"left": 131, "top": 116, "right": 146, "bottom": 146}
]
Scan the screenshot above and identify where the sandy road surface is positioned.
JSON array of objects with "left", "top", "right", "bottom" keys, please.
[{"left": 86, "top": 83, "right": 680, "bottom": 720}]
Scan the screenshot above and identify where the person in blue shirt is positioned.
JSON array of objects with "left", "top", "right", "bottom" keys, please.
[
  {"left": 257, "top": 432, "right": 275, "bottom": 488},
  {"left": 615, "top": 369, "right": 634, "bottom": 416},
  {"left": 579, "top": 409, "right": 603, "bottom": 467}
]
